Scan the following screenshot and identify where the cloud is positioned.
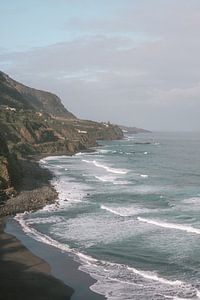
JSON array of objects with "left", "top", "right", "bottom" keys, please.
[{"left": 1, "top": 0, "right": 200, "bottom": 130}]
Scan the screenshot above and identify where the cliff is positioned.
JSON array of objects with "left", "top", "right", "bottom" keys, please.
[
  {"left": 0, "top": 71, "right": 75, "bottom": 118},
  {"left": 0, "top": 109, "right": 123, "bottom": 157},
  {"left": 0, "top": 132, "right": 21, "bottom": 203},
  {"left": 0, "top": 71, "right": 123, "bottom": 204}
]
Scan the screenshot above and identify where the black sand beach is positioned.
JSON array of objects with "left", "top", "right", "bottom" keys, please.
[
  {"left": 5, "top": 218, "right": 106, "bottom": 300},
  {"left": 0, "top": 158, "right": 106, "bottom": 300},
  {"left": 0, "top": 218, "right": 73, "bottom": 300}
]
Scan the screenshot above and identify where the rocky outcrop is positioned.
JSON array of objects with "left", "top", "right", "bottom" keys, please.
[
  {"left": 0, "top": 159, "right": 57, "bottom": 216},
  {"left": 119, "top": 125, "right": 151, "bottom": 134},
  {"left": 0, "top": 108, "right": 123, "bottom": 158},
  {"left": 0, "top": 71, "right": 124, "bottom": 214},
  {"left": 0, "top": 133, "right": 21, "bottom": 203},
  {"left": 0, "top": 133, "right": 11, "bottom": 190}
]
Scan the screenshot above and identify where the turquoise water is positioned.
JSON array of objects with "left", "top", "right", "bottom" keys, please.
[{"left": 16, "top": 132, "right": 200, "bottom": 299}]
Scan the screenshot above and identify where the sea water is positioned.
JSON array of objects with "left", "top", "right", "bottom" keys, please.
[{"left": 15, "top": 132, "right": 200, "bottom": 299}]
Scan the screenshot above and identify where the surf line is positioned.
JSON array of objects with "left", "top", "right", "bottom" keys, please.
[
  {"left": 138, "top": 217, "right": 200, "bottom": 235},
  {"left": 82, "top": 159, "right": 127, "bottom": 174}
]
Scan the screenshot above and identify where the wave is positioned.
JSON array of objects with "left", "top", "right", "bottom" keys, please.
[
  {"left": 26, "top": 216, "right": 64, "bottom": 225},
  {"left": 82, "top": 159, "right": 128, "bottom": 174},
  {"left": 138, "top": 217, "right": 200, "bottom": 235},
  {"left": 140, "top": 174, "right": 149, "bottom": 178},
  {"left": 182, "top": 197, "right": 200, "bottom": 205},
  {"left": 98, "top": 149, "right": 112, "bottom": 154},
  {"left": 95, "top": 176, "right": 115, "bottom": 183},
  {"left": 15, "top": 213, "right": 200, "bottom": 300},
  {"left": 75, "top": 152, "right": 85, "bottom": 156},
  {"left": 14, "top": 213, "right": 70, "bottom": 252},
  {"left": 41, "top": 155, "right": 69, "bottom": 162},
  {"left": 95, "top": 176, "right": 129, "bottom": 185},
  {"left": 101, "top": 205, "right": 127, "bottom": 216},
  {"left": 101, "top": 205, "right": 150, "bottom": 217},
  {"left": 88, "top": 261, "right": 199, "bottom": 300},
  {"left": 41, "top": 177, "right": 88, "bottom": 212},
  {"left": 126, "top": 266, "right": 182, "bottom": 286}
]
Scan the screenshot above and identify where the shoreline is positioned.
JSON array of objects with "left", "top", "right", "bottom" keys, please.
[
  {"left": 0, "top": 154, "right": 106, "bottom": 300},
  {"left": 5, "top": 217, "right": 106, "bottom": 300},
  {"left": 0, "top": 217, "right": 74, "bottom": 300}
]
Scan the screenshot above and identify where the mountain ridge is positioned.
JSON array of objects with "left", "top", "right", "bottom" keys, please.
[{"left": 0, "top": 71, "right": 75, "bottom": 118}]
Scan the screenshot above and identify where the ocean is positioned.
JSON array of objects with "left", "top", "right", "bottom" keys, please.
[{"left": 15, "top": 132, "right": 200, "bottom": 299}]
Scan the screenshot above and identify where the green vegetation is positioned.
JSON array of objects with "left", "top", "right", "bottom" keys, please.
[{"left": 0, "top": 71, "right": 123, "bottom": 198}]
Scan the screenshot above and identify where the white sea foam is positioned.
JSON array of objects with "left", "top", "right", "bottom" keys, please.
[
  {"left": 101, "top": 205, "right": 150, "bottom": 217},
  {"left": 34, "top": 154, "right": 200, "bottom": 299},
  {"left": 197, "top": 290, "right": 200, "bottom": 298},
  {"left": 26, "top": 216, "right": 64, "bottom": 225},
  {"left": 138, "top": 217, "right": 200, "bottom": 235},
  {"left": 14, "top": 213, "right": 70, "bottom": 252},
  {"left": 98, "top": 149, "right": 111, "bottom": 154},
  {"left": 140, "top": 174, "right": 149, "bottom": 178},
  {"left": 95, "top": 175, "right": 115, "bottom": 183},
  {"left": 95, "top": 176, "right": 129, "bottom": 185},
  {"left": 101, "top": 205, "right": 127, "bottom": 216},
  {"left": 82, "top": 159, "right": 128, "bottom": 174},
  {"left": 182, "top": 197, "right": 200, "bottom": 205},
  {"left": 41, "top": 155, "right": 69, "bottom": 161},
  {"left": 41, "top": 176, "right": 89, "bottom": 212},
  {"left": 144, "top": 152, "right": 148, "bottom": 155},
  {"left": 76, "top": 252, "right": 98, "bottom": 264},
  {"left": 15, "top": 212, "right": 200, "bottom": 300},
  {"left": 17, "top": 214, "right": 178, "bottom": 289},
  {"left": 39, "top": 159, "right": 47, "bottom": 164},
  {"left": 75, "top": 152, "right": 84, "bottom": 156},
  {"left": 88, "top": 260, "right": 199, "bottom": 299},
  {"left": 126, "top": 266, "right": 182, "bottom": 286}
]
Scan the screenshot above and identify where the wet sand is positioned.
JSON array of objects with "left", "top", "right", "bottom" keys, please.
[
  {"left": 0, "top": 218, "right": 73, "bottom": 300},
  {"left": 4, "top": 218, "right": 106, "bottom": 300},
  {"left": 0, "top": 158, "right": 106, "bottom": 300}
]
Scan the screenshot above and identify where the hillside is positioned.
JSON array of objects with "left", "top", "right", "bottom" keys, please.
[
  {"left": 0, "top": 108, "right": 123, "bottom": 157},
  {"left": 0, "top": 71, "right": 123, "bottom": 205},
  {"left": 0, "top": 71, "right": 75, "bottom": 118}
]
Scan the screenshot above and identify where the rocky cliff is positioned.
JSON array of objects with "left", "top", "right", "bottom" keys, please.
[
  {"left": 0, "top": 71, "right": 75, "bottom": 118},
  {"left": 0, "top": 132, "right": 21, "bottom": 203},
  {"left": 0, "top": 71, "right": 123, "bottom": 201}
]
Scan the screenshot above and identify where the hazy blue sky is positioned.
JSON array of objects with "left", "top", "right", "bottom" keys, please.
[{"left": 1, "top": 0, "right": 200, "bottom": 131}]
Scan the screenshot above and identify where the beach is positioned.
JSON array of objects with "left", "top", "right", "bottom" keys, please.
[
  {"left": 0, "top": 218, "right": 73, "bottom": 300},
  {"left": 1, "top": 132, "right": 200, "bottom": 299},
  {"left": 0, "top": 158, "right": 105, "bottom": 300}
]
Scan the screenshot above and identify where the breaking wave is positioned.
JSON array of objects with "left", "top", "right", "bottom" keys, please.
[
  {"left": 138, "top": 217, "right": 200, "bottom": 235},
  {"left": 82, "top": 159, "right": 128, "bottom": 174}
]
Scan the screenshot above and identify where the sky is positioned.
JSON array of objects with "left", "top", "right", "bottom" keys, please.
[{"left": 1, "top": 0, "right": 200, "bottom": 131}]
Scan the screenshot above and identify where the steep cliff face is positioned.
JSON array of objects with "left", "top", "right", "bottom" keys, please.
[
  {"left": 0, "top": 71, "right": 123, "bottom": 199},
  {"left": 0, "top": 109, "right": 123, "bottom": 157},
  {"left": 0, "top": 133, "right": 21, "bottom": 201},
  {"left": 0, "top": 71, "right": 75, "bottom": 118},
  {"left": 0, "top": 71, "right": 31, "bottom": 110}
]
